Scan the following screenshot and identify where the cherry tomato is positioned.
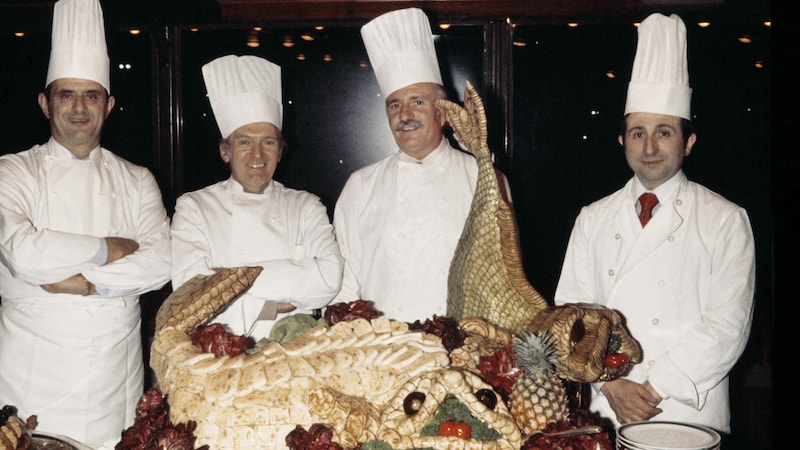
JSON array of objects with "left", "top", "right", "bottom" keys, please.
[
  {"left": 604, "top": 353, "right": 629, "bottom": 368},
  {"left": 438, "top": 419, "right": 472, "bottom": 439}
]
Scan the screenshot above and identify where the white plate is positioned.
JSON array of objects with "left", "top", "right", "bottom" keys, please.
[{"left": 617, "top": 421, "right": 720, "bottom": 450}]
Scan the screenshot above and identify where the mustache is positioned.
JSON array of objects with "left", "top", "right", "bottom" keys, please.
[{"left": 394, "top": 119, "right": 423, "bottom": 131}]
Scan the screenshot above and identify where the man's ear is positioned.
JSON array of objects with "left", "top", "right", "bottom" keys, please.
[
  {"left": 617, "top": 134, "right": 624, "bottom": 146},
  {"left": 219, "top": 144, "right": 231, "bottom": 163},
  {"left": 685, "top": 132, "right": 697, "bottom": 157},
  {"left": 105, "top": 95, "right": 116, "bottom": 118},
  {"left": 38, "top": 92, "right": 50, "bottom": 119}
]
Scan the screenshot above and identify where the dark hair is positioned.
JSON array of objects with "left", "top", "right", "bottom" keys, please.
[{"left": 619, "top": 115, "right": 695, "bottom": 146}]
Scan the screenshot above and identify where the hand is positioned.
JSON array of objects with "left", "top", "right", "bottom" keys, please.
[
  {"left": 600, "top": 378, "right": 663, "bottom": 424},
  {"left": 105, "top": 236, "right": 139, "bottom": 263},
  {"left": 276, "top": 303, "right": 297, "bottom": 314},
  {"left": 41, "top": 273, "right": 94, "bottom": 295}
]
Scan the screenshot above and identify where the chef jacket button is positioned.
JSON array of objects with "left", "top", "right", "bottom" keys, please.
[
  {"left": 658, "top": 280, "right": 665, "bottom": 286},
  {"left": 668, "top": 235, "right": 675, "bottom": 241},
  {"left": 675, "top": 199, "right": 683, "bottom": 206},
  {"left": 607, "top": 269, "right": 615, "bottom": 277},
  {"left": 651, "top": 318, "right": 659, "bottom": 325},
  {"left": 615, "top": 233, "right": 622, "bottom": 240}
]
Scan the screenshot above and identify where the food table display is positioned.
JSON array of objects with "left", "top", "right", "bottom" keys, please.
[{"left": 107, "top": 83, "right": 643, "bottom": 450}]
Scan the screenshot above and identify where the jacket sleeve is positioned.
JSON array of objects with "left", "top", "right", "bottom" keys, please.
[
  {"left": 245, "top": 195, "right": 343, "bottom": 311},
  {"left": 170, "top": 194, "right": 216, "bottom": 291},
  {"left": 82, "top": 166, "right": 172, "bottom": 295},
  {"left": 0, "top": 154, "right": 104, "bottom": 285},
  {"left": 554, "top": 206, "right": 600, "bottom": 307},
  {"left": 647, "top": 206, "right": 755, "bottom": 409},
  {"left": 332, "top": 175, "right": 364, "bottom": 303}
]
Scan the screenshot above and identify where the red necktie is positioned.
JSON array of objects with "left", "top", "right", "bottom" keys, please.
[{"left": 638, "top": 192, "right": 659, "bottom": 227}]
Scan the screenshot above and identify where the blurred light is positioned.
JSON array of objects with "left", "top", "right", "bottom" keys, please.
[
  {"left": 567, "top": 22, "right": 579, "bottom": 28},
  {"left": 697, "top": 21, "right": 711, "bottom": 28},
  {"left": 339, "top": 159, "right": 344, "bottom": 164},
  {"left": 323, "top": 54, "right": 333, "bottom": 62},
  {"left": 358, "top": 60, "right": 369, "bottom": 68},
  {"left": 439, "top": 24, "right": 451, "bottom": 30},
  {"left": 297, "top": 54, "right": 306, "bottom": 61},
  {"left": 754, "top": 60, "right": 764, "bottom": 69},
  {"left": 315, "top": 26, "right": 324, "bottom": 31},
  {"left": 513, "top": 41, "right": 527, "bottom": 47},
  {"left": 282, "top": 35, "right": 295, "bottom": 47},
  {"left": 190, "top": 27, "right": 199, "bottom": 32},
  {"left": 763, "top": 21, "right": 771, "bottom": 27},
  {"left": 582, "top": 135, "right": 589, "bottom": 140},
  {"left": 300, "top": 33, "right": 314, "bottom": 41},
  {"left": 590, "top": 110, "right": 600, "bottom": 116},
  {"left": 605, "top": 70, "right": 615, "bottom": 79},
  {"left": 14, "top": 32, "right": 24, "bottom": 37},
  {"left": 633, "top": 22, "right": 641, "bottom": 28},
  {"left": 129, "top": 29, "right": 141, "bottom": 35},
  {"left": 117, "top": 63, "right": 132, "bottom": 70},
  {"left": 253, "top": 27, "right": 262, "bottom": 31},
  {"left": 738, "top": 36, "right": 752, "bottom": 44},
  {"left": 247, "top": 30, "right": 260, "bottom": 48}
]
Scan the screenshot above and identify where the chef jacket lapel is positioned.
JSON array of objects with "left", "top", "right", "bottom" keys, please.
[
  {"left": 616, "top": 190, "right": 685, "bottom": 280},
  {"left": 43, "top": 141, "right": 115, "bottom": 234}
]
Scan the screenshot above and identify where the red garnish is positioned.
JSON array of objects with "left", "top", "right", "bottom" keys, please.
[
  {"left": 324, "top": 300, "right": 379, "bottom": 325},
  {"left": 190, "top": 323, "right": 249, "bottom": 357},
  {"left": 477, "top": 344, "right": 522, "bottom": 397}
]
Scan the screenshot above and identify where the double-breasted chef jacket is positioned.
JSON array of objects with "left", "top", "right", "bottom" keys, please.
[
  {"left": 170, "top": 177, "right": 343, "bottom": 340},
  {"left": 0, "top": 138, "right": 172, "bottom": 448},
  {"left": 555, "top": 171, "right": 756, "bottom": 433},
  {"left": 333, "top": 138, "right": 478, "bottom": 323}
]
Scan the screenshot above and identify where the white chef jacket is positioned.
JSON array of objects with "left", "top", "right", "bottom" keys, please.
[
  {"left": 0, "top": 138, "right": 172, "bottom": 448},
  {"left": 555, "top": 171, "right": 755, "bottom": 433},
  {"left": 333, "top": 138, "right": 478, "bottom": 323},
  {"left": 170, "top": 177, "right": 343, "bottom": 339}
]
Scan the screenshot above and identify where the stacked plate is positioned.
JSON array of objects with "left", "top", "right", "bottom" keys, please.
[{"left": 616, "top": 421, "right": 721, "bottom": 450}]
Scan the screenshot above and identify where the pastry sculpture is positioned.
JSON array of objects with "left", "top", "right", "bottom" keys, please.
[
  {"left": 144, "top": 83, "right": 642, "bottom": 450},
  {"left": 437, "top": 81, "right": 641, "bottom": 382}
]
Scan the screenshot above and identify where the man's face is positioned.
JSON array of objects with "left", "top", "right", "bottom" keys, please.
[
  {"left": 619, "top": 112, "right": 696, "bottom": 190},
  {"left": 385, "top": 82, "right": 446, "bottom": 160},
  {"left": 38, "top": 78, "right": 114, "bottom": 157},
  {"left": 220, "top": 122, "right": 283, "bottom": 194}
]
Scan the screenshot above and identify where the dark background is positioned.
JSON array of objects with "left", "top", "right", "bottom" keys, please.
[{"left": 0, "top": 1, "right": 782, "bottom": 448}]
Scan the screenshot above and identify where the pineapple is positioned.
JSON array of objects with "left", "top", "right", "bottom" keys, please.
[{"left": 509, "top": 330, "right": 568, "bottom": 435}]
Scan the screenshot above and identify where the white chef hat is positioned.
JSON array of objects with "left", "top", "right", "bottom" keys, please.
[
  {"left": 45, "top": 0, "right": 110, "bottom": 93},
  {"left": 202, "top": 55, "right": 283, "bottom": 139},
  {"left": 624, "top": 13, "right": 692, "bottom": 120},
  {"left": 361, "top": 7, "right": 443, "bottom": 98}
]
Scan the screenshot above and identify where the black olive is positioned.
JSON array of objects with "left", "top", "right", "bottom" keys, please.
[
  {"left": 475, "top": 388, "right": 497, "bottom": 410},
  {"left": 403, "top": 392, "right": 426, "bottom": 415}
]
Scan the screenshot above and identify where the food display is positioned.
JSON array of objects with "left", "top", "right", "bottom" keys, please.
[
  {"left": 0, "top": 405, "right": 35, "bottom": 450},
  {"left": 126, "top": 84, "right": 641, "bottom": 449}
]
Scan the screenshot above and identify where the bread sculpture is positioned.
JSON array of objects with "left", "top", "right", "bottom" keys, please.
[
  {"left": 151, "top": 268, "right": 520, "bottom": 449},
  {"left": 437, "top": 81, "right": 641, "bottom": 382}
]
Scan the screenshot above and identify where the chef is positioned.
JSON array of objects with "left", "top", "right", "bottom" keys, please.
[
  {"left": 554, "top": 13, "right": 756, "bottom": 435},
  {"left": 0, "top": 0, "right": 172, "bottom": 447},
  {"left": 170, "top": 54, "right": 343, "bottom": 340},
  {"left": 333, "top": 8, "right": 483, "bottom": 322}
]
